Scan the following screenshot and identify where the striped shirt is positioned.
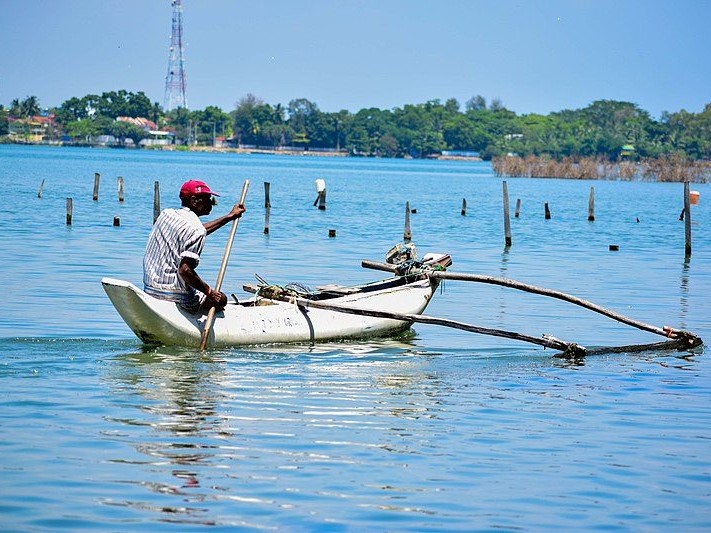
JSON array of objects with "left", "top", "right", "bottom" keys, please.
[{"left": 143, "top": 207, "right": 206, "bottom": 306}]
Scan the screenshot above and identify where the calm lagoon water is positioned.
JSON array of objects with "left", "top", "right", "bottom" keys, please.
[{"left": 1, "top": 144, "right": 710, "bottom": 530}]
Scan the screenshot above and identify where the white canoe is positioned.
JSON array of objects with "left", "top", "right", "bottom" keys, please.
[{"left": 102, "top": 266, "right": 444, "bottom": 348}]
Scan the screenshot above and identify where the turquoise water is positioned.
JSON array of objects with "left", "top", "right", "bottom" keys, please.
[{"left": 1, "top": 145, "right": 710, "bottom": 530}]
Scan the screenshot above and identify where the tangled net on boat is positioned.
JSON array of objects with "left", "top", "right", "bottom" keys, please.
[{"left": 256, "top": 282, "right": 314, "bottom": 301}]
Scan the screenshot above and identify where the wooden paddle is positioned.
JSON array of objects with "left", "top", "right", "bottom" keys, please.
[{"left": 199, "top": 179, "right": 250, "bottom": 351}]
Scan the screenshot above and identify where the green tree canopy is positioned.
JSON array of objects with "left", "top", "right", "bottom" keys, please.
[
  {"left": 8, "top": 96, "right": 41, "bottom": 118},
  {"left": 0, "top": 105, "right": 8, "bottom": 135},
  {"left": 6, "top": 87, "right": 711, "bottom": 162}
]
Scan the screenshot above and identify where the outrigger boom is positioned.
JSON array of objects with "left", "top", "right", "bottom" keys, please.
[{"left": 360, "top": 259, "right": 703, "bottom": 356}]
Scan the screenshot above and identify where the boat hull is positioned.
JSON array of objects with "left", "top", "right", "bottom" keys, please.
[{"left": 102, "top": 276, "right": 439, "bottom": 348}]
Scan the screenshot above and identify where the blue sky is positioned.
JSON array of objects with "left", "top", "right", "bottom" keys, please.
[{"left": 1, "top": 0, "right": 709, "bottom": 119}]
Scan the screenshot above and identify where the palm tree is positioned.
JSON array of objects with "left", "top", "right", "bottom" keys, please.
[
  {"left": 21, "top": 96, "right": 41, "bottom": 118},
  {"left": 9, "top": 99, "right": 23, "bottom": 117}
]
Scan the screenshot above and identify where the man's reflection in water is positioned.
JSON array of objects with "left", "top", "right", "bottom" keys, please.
[{"left": 108, "top": 349, "right": 230, "bottom": 497}]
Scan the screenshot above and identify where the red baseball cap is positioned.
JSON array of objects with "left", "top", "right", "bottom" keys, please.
[{"left": 179, "top": 179, "right": 221, "bottom": 198}]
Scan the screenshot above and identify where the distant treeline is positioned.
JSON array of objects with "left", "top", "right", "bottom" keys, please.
[{"left": 2, "top": 91, "right": 710, "bottom": 163}]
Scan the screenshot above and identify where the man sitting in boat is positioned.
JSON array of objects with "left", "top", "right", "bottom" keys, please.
[{"left": 143, "top": 179, "right": 246, "bottom": 313}]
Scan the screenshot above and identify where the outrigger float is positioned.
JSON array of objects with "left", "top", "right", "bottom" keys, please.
[{"left": 102, "top": 244, "right": 702, "bottom": 356}]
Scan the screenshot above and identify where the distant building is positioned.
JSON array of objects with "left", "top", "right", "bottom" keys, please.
[
  {"left": 8, "top": 114, "right": 55, "bottom": 142},
  {"left": 116, "top": 116, "right": 174, "bottom": 146},
  {"left": 116, "top": 116, "right": 157, "bottom": 130},
  {"left": 620, "top": 144, "right": 636, "bottom": 158},
  {"left": 440, "top": 150, "right": 481, "bottom": 160}
]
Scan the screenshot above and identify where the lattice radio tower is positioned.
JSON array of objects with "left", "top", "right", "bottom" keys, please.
[{"left": 164, "top": 0, "right": 188, "bottom": 110}]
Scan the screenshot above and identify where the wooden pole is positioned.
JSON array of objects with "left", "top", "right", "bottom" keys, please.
[
  {"left": 360, "top": 259, "right": 698, "bottom": 343},
  {"left": 200, "top": 180, "right": 250, "bottom": 351},
  {"left": 113, "top": 216, "right": 120, "bottom": 227},
  {"left": 503, "top": 181, "right": 512, "bottom": 247},
  {"left": 153, "top": 181, "right": 160, "bottom": 224},
  {"left": 461, "top": 198, "right": 467, "bottom": 216},
  {"left": 314, "top": 178, "right": 326, "bottom": 210},
  {"left": 587, "top": 186, "right": 595, "bottom": 221},
  {"left": 684, "top": 181, "right": 692, "bottom": 258},
  {"left": 66, "top": 198, "right": 73, "bottom": 225},
  {"left": 544, "top": 202, "right": 551, "bottom": 220},
  {"left": 264, "top": 181, "right": 271, "bottom": 235},
  {"left": 290, "top": 296, "right": 585, "bottom": 356},
  {"left": 37, "top": 179, "right": 45, "bottom": 198},
  {"left": 117, "top": 176, "right": 125, "bottom": 202},
  {"left": 404, "top": 201, "right": 412, "bottom": 243},
  {"left": 515, "top": 198, "right": 521, "bottom": 218},
  {"left": 93, "top": 172, "right": 100, "bottom": 201},
  {"left": 288, "top": 291, "right": 697, "bottom": 356}
]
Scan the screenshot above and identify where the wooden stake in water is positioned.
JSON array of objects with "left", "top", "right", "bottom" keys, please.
[
  {"left": 264, "top": 181, "right": 271, "bottom": 235},
  {"left": 588, "top": 186, "right": 595, "bottom": 221},
  {"left": 544, "top": 202, "right": 551, "bottom": 220},
  {"left": 66, "top": 198, "right": 73, "bottom": 225},
  {"left": 314, "top": 179, "right": 326, "bottom": 209},
  {"left": 502, "top": 181, "right": 512, "bottom": 247},
  {"left": 404, "top": 201, "right": 412, "bottom": 243},
  {"left": 153, "top": 181, "right": 161, "bottom": 224},
  {"left": 117, "top": 176, "right": 124, "bottom": 202},
  {"left": 37, "top": 179, "right": 45, "bottom": 198},
  {"left": 93, "top": 172, "right": 100, "bottom": 201},
  {"left": 461, "top": 198, "right": 467, "bottom": 216},
  {"left": 113, "top": 216, "right": 120, "bottom": 227},
  {"left": 684, "top": 181, "right": 692, "bottom": 259},
  {"left": 515, "top": 198, "right": 521, "bottom": 218}
]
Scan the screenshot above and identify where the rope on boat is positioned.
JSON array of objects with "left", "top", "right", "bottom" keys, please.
[{"left": 255, "top": 283, "right": 311, "bottom": 301}]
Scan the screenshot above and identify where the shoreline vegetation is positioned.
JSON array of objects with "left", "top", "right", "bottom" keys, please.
[
  {"left": 4, "top": 139, "right": 709, "bottom": 183},
  {"left": 2, "top": 92, "right": 710, "bottom": 183},
  {"left": 493, "top": 154, "right": 710, "bottom": 183}
]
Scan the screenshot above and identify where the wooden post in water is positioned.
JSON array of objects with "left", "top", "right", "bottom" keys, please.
[
  {"left": 314, "top": 178, "right": 326, "bottom": 210},
  {"left": 153, "top": 181, "right": 161, "bottom": 224},
  {"left": 404, "top": 201, "right": 412, "bottom": 243},
  {"left": 264, "top": 181, "right": 271, "bottom": 235},
  {"left": 66, "top": 198, "right": 73, "bottom": 225},
  {"left": 544, "top": 202, "right": 551, "bottom": 220},
  {"left": 93, "top": 172, "right": 100, "bottom": 201},
  {"left": 502, "top": 181, "right": 512, "bottom": 247},
  {"left": 684, "top": 181, "right": 692, "bottom": 259},
  {"left": 515, "top": 198, "right": 521, "bottom": 218},
  {"left": 587, "top": 186, "right": 595, "bottom": 221},
  {"left": 37, "top": 179, "right": 45, "bottom": 198},
  {"left": 117, "top": 176, "right": 125, "bottom": 202},
  {"left": 113, "top": 216, "right": 120, "bottom": 227},
  {"left": 461, "top": 198, "right": 467, "bottom": 216}
]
